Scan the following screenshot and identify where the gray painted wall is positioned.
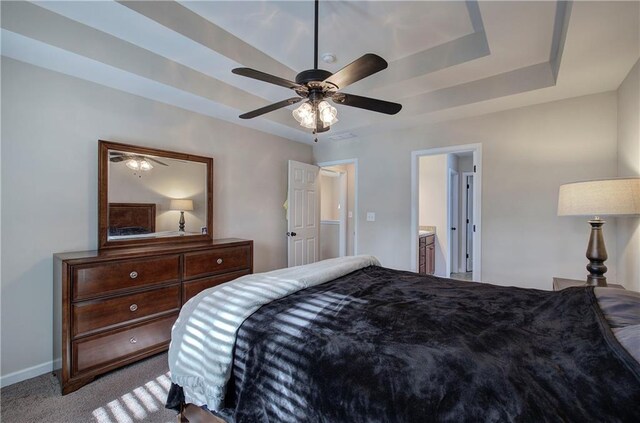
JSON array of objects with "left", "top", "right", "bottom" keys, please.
[
  {"left": 0, "top": 59, "right": 312, "bottom": 383},
  {"left": 616, "top": 60, "right": 640, "bottom": 291},
  {"left": 314, "top": 92, "right": 619, "bottom": 289}
]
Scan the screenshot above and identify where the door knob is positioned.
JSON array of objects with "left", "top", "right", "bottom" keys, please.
[
  {"left": 286, "top": 232, "right": 297, "bottom": 237},
  {"left": 451, "top": 227, "right": 457, "bottom": 231}
]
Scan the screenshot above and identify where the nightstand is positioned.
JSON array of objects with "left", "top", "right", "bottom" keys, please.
[{"left": 553, "top": 277, "right": 625, "bottom": 291}]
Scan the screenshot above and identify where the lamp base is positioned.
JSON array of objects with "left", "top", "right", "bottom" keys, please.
[
  {"left": 178, "top": 211, "right": 185, "bottom": 232},
  {"left": 585, "top": 219, "right": 608, "bottom": 287},
  {"left": 585, "top": 275, "right": 607, "bottom": 287}
]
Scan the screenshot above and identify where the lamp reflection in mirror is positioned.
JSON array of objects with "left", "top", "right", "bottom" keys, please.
[
  {"left": 558, "top": 177, "right": 640, "bottom": 286},
  {"left": 292, "top": 100, "right": 338, "bottom": 130},
  {"left": 170, "top": 199, "right": 194, "bottom": 232}
]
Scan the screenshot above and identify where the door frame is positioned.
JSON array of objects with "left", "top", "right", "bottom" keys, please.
[
  {"left": 461, "top": 171, "right": 474, "bottom": 272},
  {"left": 448, "top": 168, "right": 459, "bottom": 277},
  {"left": 410, "top": 144, "right": 482, "bottom": 281},
  {"left": 317, "top": 158, "right": 359, "bottom": 255}
]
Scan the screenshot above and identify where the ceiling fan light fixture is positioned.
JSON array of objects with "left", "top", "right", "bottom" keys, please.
[
  {"left": 293, "top": 101, "right": 317, "bottom": 129},
  {"left": 318, "top": 100, "right": 338, "bottom": 126}
]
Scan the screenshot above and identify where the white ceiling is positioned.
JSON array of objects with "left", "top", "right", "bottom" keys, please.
[{"left": 2, "top": 1, "right": 638, "bottom": 144}]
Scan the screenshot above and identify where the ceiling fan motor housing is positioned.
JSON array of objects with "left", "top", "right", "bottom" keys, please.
[{"left": 295, "top": 69, "right": 334, "bottom": 86}]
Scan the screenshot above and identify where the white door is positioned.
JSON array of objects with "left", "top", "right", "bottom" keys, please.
[
  {"left": 288, "top": 160, "right": 320, "bottom": 267},
  {"left": 448, "top": 169, "right": 459, "bottom": 276}
]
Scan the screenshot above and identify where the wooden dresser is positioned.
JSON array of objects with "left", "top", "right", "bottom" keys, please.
[{"left": 53, "top": 238, "right": 252, "bottom": 394}]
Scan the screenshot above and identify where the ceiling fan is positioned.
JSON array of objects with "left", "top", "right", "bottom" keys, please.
[
  {"left": 232, "top": 0, "right": 402, "bottom": 139},
  {"left": 109, "top": 152, "right": 168, "bottom": 171}
]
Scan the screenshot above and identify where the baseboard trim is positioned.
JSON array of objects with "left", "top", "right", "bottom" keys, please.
[{"left": 1, "top": 359, "right": 61, "bottom": 388}]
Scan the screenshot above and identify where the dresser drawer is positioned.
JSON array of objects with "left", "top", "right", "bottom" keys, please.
[
  {"left": 184, "top": 245, "right": 251, "bottom": 280},
  {"left": 73, "top": 255, "right": 180, "bottom": 300},
  {"left": 72, "top": 284, "right": 181, "bottom": 338},
  {"left": 182, "top": 269, "right": 251, "bottom": 304},
  {"left": 73, "top": 314, "right": 176, "bottom": 374}
]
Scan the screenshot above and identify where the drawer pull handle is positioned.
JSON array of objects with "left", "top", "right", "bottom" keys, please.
[
  {"left": 130, "top": 337, "right": 137, "bottom": 344},
  {"left": 216, "top": 258, "right": 223, "bottom": 265},
  {"left": 129, "top": 271, "right": 138, "bottom": 279},
  {"left": 129, "top": 304, "right": 138, "bottom": 312}
]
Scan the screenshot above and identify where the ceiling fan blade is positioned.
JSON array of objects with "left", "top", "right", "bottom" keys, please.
[
  {"left": 239, "top": 97, "right": 303, "bottom": 119},
  {"left": 147, "top": 157, "right": 168, "bottom": 166},
  {"left": 332, "top": 93, "right": 402, "bottom": 115},
  {"left": 324, "top": 54, "right": 388, "bottom": 89},
  {"left": 110, "top": 156, "right": 125, "bottom": 162},
  {"left": 232, "top": 68, "right": 302, "bottom": 90}
]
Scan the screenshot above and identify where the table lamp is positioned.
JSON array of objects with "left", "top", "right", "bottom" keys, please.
[
  {"left": 170, "top": 199, "right": 194, "bottom": 232},
  {"left": 558, "top": 177, "right": 640, "bottom": 286}
]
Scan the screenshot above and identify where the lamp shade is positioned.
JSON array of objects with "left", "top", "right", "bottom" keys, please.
[
  {"left": 170, "top": 199, "right": 194, "bottom": 211},
  {"left": 558, "top": 177, "right": 640, "bottom": 217}
]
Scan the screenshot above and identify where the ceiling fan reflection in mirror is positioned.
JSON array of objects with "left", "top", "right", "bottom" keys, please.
[
  {"left": 232, "top": 0, "right": 402, "bottom": 141},
  {"left": 109, "top": 152, "right": 168, "bottom": 172}
]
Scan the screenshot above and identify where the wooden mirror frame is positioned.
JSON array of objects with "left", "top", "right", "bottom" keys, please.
[{"left": 98, "top": 140, "right": 213, "bottom": 250}]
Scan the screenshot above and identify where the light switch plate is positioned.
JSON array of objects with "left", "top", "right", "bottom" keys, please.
[
  {"left": 366, "top": 212, "right": 375, "bottom": 222},
  {"left": 348, "top": 211, "right": 353, "bottom": 218}
]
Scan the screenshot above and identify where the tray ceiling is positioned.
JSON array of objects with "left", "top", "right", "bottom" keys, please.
[{"left": 2, "top": 1, "right": 638, "bottom": 144}]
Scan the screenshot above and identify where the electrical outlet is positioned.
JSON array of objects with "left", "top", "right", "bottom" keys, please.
[{"left": 366, "top": 212, "right": 376, "bottom": 222}]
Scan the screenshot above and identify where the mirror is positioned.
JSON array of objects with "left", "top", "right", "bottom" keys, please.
[{"left": 99, "top": 140, "right": 213, "bottom": 249}]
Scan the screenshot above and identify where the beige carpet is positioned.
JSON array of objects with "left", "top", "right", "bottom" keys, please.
[{"left": 1, "top": 353, "right": 177, "bottom": 423}]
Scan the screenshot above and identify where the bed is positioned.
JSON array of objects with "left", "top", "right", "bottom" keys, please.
[{"left": 165, "top": 256, "right": 640, "bottom": 422}]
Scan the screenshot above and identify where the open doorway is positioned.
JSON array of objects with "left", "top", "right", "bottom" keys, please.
[
  {"left": 317, "top": 159, "right": 358, "bottom": 260},
  {"left": 411, "top": 144, "right": 482, "bottom": 281}
]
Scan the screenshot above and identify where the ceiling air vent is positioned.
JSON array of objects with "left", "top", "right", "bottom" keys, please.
[{"left": 328, "top": 132, "right": 357, "bottom": 141}]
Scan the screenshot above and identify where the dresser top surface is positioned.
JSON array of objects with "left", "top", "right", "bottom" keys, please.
[{"left": 54, "top": 238, "right": 252, "bottom": 263}]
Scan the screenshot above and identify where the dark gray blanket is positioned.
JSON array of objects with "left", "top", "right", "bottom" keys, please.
[{"left": 168, "top": 266, "right": 640, "bottom": 422}]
